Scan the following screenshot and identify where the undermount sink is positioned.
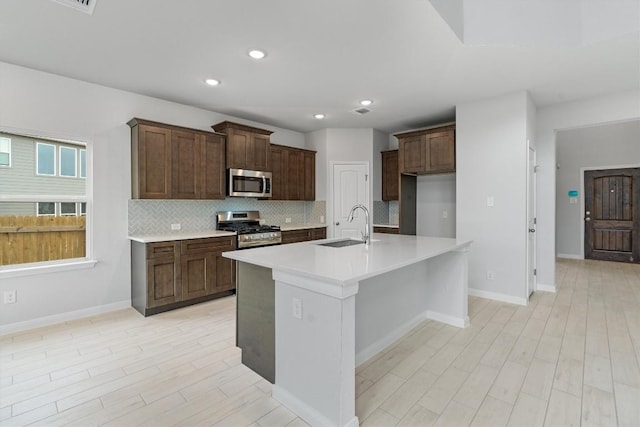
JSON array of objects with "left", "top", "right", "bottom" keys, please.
[{"left": 316, "top": 239, "right": 365, "bottom": 248}]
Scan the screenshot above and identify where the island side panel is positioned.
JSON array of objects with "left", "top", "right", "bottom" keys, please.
[
  {"left": 422, "top": 247, "right": 470, "bottom": 327},
  {"left": 272, "top": 275, "right": 358, "bottom": 427},
  {"left": 236, "top": 262, "right": 275, "bottom": 383}
]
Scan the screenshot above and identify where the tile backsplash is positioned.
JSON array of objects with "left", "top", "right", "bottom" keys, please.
[
  {"left": 129, "top": 199, "right": 326, "bottom": 235},
  {"left": 373, "top": 200, "right": 399, "bottom": 225}
]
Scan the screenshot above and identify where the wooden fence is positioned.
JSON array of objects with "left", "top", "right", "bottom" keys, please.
[{"left": 0, "top": 215, "right": 86, "bottom": 266}]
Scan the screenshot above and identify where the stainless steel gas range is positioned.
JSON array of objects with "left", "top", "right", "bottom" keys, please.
[{"left": 216, "top": 211, "right": 282, "bottom": 249}]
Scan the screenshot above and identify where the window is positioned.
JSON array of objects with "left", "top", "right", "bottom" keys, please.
[
  {"left": 37, "top": 202, "right": 56, "bottom": 216},
  {"left": 37, "top": 142, "right": 56, "bottom": 175},
  {"left": 60, "top": 202, "right": 77, "bottom": 216},
  {"left": 80, "top": 149, "right": 86, "bottom": 178},
  {"left": 0, "top": 137, "right": 10, "bottom": 167},
  {"left": 59, "top": 146, "right": 77, "bottom": 177},
  {"left": 1, "top": 131, "right": 89, "bottom": 269}
]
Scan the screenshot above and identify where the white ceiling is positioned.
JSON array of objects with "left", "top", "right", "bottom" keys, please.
[{"left": 0, "top": 0, "right": 638, "bottom": 134}]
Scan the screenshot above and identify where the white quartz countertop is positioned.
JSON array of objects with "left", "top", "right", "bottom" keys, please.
[
  {"left": 223, "top": 233, "right": 472, "bottom": 285},
  {"left": 280, "top": 223, "right": 326, "bottom": 231},
  {"left": 373, "top": 224, "right": 399, "bottom": 228},
  {"left": 128, "top": 230, "right": 235, "bottom": 243}
]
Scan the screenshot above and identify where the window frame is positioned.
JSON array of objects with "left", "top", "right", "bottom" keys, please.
[
  {"left": 0, "top": 129, "right": 94, "bottom": 277},
  {"left": 36, "top": 142, "right": 57, "bottom": 176},
  {"left": 59, "top": 146, "right": 78, "bottom": 178},
  {"left": 79, "top": 149, "right": 86, "bottom": 179},
  {"left": 37, "top": 202, "right": 57, "bottom": 216},
  {"left": 0, "top": 136, "right": 11, "bottom": 167}
]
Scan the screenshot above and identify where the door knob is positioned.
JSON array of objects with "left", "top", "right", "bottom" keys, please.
[
  {"left": 529, "top": 228, "right": 536, "bottom": 233},
  {"left": 335, "top": 222, "right": 340, "bottom": 226}
]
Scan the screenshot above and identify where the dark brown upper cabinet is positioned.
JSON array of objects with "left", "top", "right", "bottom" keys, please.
[
  {"left": 269, "top": 144, "right": 316, "bottom": 201},
  {"left": 381, "top": 150, "right": 399, "bottom": 201},
  {"left": 212, "top": 121, "right": 273, "bottom": 171},
  {"left": 129, "top": 118, "right": 226, "bottom": 200},
  {"left": 396, "top": 124, "right": 455, "bottom": 175}
]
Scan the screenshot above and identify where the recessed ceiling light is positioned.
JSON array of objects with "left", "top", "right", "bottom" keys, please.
[
  {"left": 205, "top": 78, "right": 220, "bottom": 86},
  {"left": 360, "top": 99, "right": 373, "bottom": 106},
  {"left": 314, "top": 114, "right": 326, "bottom": 119},
  {"left": 248, "top": 49, "right": 266, "bottom": 59}
]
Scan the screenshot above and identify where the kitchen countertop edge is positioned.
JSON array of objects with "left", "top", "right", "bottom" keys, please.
[{"left": 128, "top": 230, "right": 236, "bottom": 243}]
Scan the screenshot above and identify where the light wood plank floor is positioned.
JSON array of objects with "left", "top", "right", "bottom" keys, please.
[{"left": 1, "top": 259, "right": 639, "bottom": 426}]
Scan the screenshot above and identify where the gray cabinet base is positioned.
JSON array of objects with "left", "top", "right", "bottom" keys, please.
[{"left": 236, "top": 262, "right": 275, "bottom": 383}]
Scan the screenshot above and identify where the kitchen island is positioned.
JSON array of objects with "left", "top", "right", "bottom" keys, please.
[{"left": 223, "top": 233, "right": 472, "bottom": 427}]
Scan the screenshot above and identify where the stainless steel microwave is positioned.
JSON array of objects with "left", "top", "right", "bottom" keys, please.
[{"left": 228, "top": 168, "right": 272, "bottom": 198}]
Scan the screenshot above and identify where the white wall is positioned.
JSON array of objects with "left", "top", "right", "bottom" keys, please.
[
  {"left": 555, "top": 120, "right": 640, "bottom": 258},
  {"left": 0, "top": 61, "right": 305, "bottom": 331},
  {"left": 456, "top": 91, "right": 531, "bottom": 305},
  {"left": 416, "top": 174, "right": 456, "bottom": 238},
  {"left": 535, "top": 90, "right": 640, "bottom": 289}
]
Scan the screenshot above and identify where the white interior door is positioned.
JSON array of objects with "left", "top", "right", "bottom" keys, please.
[
  {"left": 332, "top": 163, "right": 369, "bottom": 239},
  {"left": 527, "top": 144, "right": 537, "bottom": 297}
]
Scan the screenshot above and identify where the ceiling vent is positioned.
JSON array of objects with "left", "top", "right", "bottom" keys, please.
[
  {"left": 52, "top": 0, "right": 97, "bottom": 15},
  {"left": 354, "top": 108, "right": 371, "bottom": 115}
]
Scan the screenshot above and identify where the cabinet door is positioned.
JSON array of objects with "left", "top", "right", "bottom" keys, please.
[
  {"left": 426, "top": 130, "right": 455, "bottom": 173},
  {"left": 303, "top": 151, "right": 316, "bottom": 201},
  {"left": 147, "top": 255, "right": 181, "bottom": 308},
  {"left": 215, "top": 254, "right": 236, "bottom": 292},
  {"left": 202, "top": 133, "right": 226, "bottom": 199},
  {"left": 181, "top": 252, "right": 215, "bottom": 299},
  {"left": 287, "top": 149, "right": 303, "bottom": 200},
  {"left": 137, "top": 124, "right": 172, "bottom": 199},
  {"left": 269, "top": 145, "right": 287, "bottom": 200},
  {"left": 226, "top": 129, "right": 251, "bottom": 169},
  {"left": 400, "top": 135, "right": 425, "bottom": 173},
  {"left": 252, "top": 133, "right": 270, "bottom": 171},
  {"left": 382, "top": 150, "right": 399, "bottom": 201},
  {"left": 172, "top": 129, "right": 200, "bottom": 199}
]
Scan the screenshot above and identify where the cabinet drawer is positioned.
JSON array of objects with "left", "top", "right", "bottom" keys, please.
[
  {"left": 311, "top": 228, "right": 326, "bottom": 240},
  {"left": 146, "top": 241, "right": 179, "bottom": 259},
  {"left": 181, "top": 236, "right": 236, "bottom": 254},
  {"left": 281, "top": 229, "right": 312, "bottom": 244}
]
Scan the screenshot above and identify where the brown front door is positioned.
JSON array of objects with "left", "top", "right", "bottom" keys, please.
[{"left": 584, "top": 168, "right": 640, "bottom": 263}]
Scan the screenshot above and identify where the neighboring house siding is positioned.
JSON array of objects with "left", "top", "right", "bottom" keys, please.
[
  {"left": 0, "top": 202, "right": 36, "bottom": 216},
  {"left": 0, "top": 132, "right": 85, "bottom": 197}
]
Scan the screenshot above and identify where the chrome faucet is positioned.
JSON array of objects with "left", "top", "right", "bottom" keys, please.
[{"left": 347, "top": 204, "right": 370, "bottom": 245}]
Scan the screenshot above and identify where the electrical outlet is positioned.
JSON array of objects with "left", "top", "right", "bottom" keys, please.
[
  {"left": 487, "top": 197, "right": 495, "bottom": 207},
  {"left": 320, "top": 216, "right": 325, "bottom": 223},
  {"left": 4, "top": 290, "right": 16, "bottom": 304},
  {"left": 487, "top": 271, "right": 495, "bottom": 280},
  {"left": 442, "top": 210, "right": 448, "bottom": 218},
  {"left": 171, "top": 223, "right": 181, "bottom": 231},
  {"left": 292, "top": 297, "right": 302, "bottom": 319},
  {"left": 285, "top": 218, "right": 292, "bottom": 223}
]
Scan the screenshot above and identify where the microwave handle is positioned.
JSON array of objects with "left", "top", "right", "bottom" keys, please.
[{"left": 262, "top": 176, "right": 267, "bottom": 196}]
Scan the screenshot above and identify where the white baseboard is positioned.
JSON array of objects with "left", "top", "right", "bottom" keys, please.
[
  {"left": 425, "top": 310, "right": 469, "bottom": 329},
  {"left": 468, "top": 288, "right": 528, "bottom": 306},
  {"left": 355, "top": 311, "right": 429, "bottom": 366},
  {"left": 0, "top": 300, "right": 132, "bottom": 336},
  {"left": 557, "top": 253, "right": 583, "bottom": 260},
  {"left": 272, "top": 385, "right": 359, "bottom": 427},
  {"left": 536, "top": 283, "right": 557, "bottom": 293}
]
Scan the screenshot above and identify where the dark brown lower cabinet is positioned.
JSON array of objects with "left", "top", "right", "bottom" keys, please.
[
  {"left": 281, "top": 227, "right": 326, "bottom": 244},
  {"left": 373, "top": 226, "right": 400, "bottom": 234},
  {"left": 132, "top": 236, "right": 235, "bottom": 316}
]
